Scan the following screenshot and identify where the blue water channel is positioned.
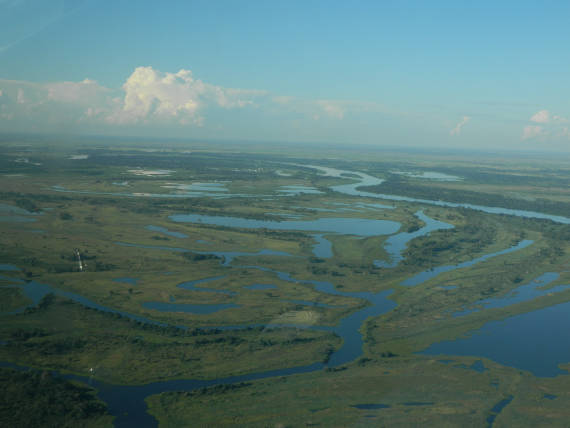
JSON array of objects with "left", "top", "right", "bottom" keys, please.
[
  {"left": 401, "top": 240, "right": 534, "bottom": 286},
  {"left": 0, "top": 258, "right": 397, "bottom": 427},
  {"left": 453, "top": 272, "right": 570, "bottom": 317},
  {"left": 374, "top": 211, "right": 454, "bottom": 268},
  {"left": 312, "top": 234, "right": 333, "bottom": 258},
  {"left": 169, "top": 209, "right": 452, "bottom": 268},
  {"left": 298, "top": 164, "right": 570, "bottom": 225},
  {"left": 145, "top": 225, "right": 188, "bottom": 238},
  {"left": 421, "top": 299, "right": 570, "bottom": 377},
  {"left": 3, "top": 164, "right": 570, "bottom": 426},
  {"left": 169, "top": 213, "right": 401, "bottom": 237}
]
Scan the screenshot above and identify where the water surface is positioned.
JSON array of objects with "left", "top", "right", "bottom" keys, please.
[
  {"left": 170, "top": 213, "right": 401, "bottom": 237},
  {"left": 145, "top": 225, "right": 188, "bottom": 238},
  {"left": 422, "top": 300, "right": 570, "bottom": 377},
  {"left": 312, "top": 234, "right": 333, "bottom": 258},
  {"left": 299, "top": 164, "right": 570, "bottom": 224},
  {"left": 453, "top": 272, "right": 570, "bottom": 317},
  {"left": 401, "top": 240, "right": 534, "bottom": 286}
]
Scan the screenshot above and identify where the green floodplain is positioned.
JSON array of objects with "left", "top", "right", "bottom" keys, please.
[{"left": 1, "top": 137, "right": 569, "bottom": 427}]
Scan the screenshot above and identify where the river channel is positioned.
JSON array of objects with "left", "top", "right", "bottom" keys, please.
[{"left": 2, "top": 165, "right": 570, "bottom": 426}]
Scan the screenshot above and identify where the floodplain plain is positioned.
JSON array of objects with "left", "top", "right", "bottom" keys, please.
[{"left": 1, "top": 139, "right": 569, "bottom": 427}]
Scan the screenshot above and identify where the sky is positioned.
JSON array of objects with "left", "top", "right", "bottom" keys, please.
[{"left": 0, "top": 0, "right": 569, "bottom": 152}]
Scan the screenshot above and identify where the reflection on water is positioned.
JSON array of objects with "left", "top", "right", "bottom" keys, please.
[
  {"left": 422, "top": 300, "right": 570, "bottom": 377},
  {"left": 145, "top": 225, "right": 188, "bottom": 238},
  {"left": 170, "top": 212, "right": 401, "bottom": 237},
  {"left": 161, "top": 182, "right": 229, "bottom": 192},
  {"left": 392, "top": 171, "right": 462, "bottom": 181}
]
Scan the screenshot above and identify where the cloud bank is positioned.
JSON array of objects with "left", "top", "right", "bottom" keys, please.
[
  {"left": 522, "top": 109, "right": 569, "bottom": 141},
  {"left": 0, "top": 66, "right": 365, "bottom": 131}
]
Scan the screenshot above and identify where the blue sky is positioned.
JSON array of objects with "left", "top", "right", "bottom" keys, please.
[{"left": 1, "top": 0, "right": 569, "bottom": 151}]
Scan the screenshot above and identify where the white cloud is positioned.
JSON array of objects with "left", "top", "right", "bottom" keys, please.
[
  {"left": 450, "top": 116, "right": 470, "bottom": 136},
  {"left": 109, "top": 66, "right": 264, "bottom": 125},
  {"left": 530, "top": 109, "right": 550, "bottom": 123},
  {"left": 522, "top": 125, "right": 544, "bottom": 140},
  {"left": 46, "top": 78, "right": 106, "bottom": 104},
  {"left": 0, "top": 67, "right": 395, "bottom": 135},
  {"left": 0, "top": 67, "right": 268, "bottom": 128},
  {"left": 529, "top": 109, "right": 568, "bottom": 124},
  {"left": 523, "top": 110, "right": 569, "bottom": 141}
]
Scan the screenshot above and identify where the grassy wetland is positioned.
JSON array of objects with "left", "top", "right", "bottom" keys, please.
[{"left": 1, "top": 139, "right": 569, "bottom": 427}]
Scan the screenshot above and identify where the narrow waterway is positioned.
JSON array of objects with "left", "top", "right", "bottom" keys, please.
[
  {"left": 298, "top": 164, "right": 570, "bottom": 225},
  {"left": 3, "top": 164, "right": 570, "bottom": 426}
]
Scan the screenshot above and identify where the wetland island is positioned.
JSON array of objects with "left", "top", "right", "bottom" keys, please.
[{"left": 1, "top": 141, "right": 569, "bottom": 427}]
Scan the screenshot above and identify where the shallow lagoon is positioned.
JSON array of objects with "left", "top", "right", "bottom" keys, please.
[
  {"left": 145, "top": 225, "right": 188, "bottom": 238},
  {"left": 169, "top": 213, "right": 401, "bottom": 237},
  {"left": 3, "top": 162, "right": 570, "bottom": 426},
  {"left": 453, "top": 272, "right": 570, "bottom": 317},
  {"left": 422, "top": 300, "right": 570, "bottom": 377}
]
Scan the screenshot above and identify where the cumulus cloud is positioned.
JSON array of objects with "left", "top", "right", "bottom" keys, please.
[
  {"left": 450, "top": 116, "right": 470, "bottom": 136},
  {"left": 109, "top": 67, "right": 265, "bottom": 125},
  {"left": 530, "top": 109, "right": 550, "bottom": 123},
  {"left": 0, "top": 66, "right": 392, "bottom": 134},
  {"left": 522, "top": 125, "right": 544, "bottom": 140},
  {"left": 46, "top": 78, "right": 106, "bottom": 104},
  {"left": 523, "top": 110, "right": 569, "bottom": 141},
  {"left": 529, "top": 109, "right": 568, "bottom": 124},
  {"left": 0, "top": 67, "right": 267, "bottom": 128}
]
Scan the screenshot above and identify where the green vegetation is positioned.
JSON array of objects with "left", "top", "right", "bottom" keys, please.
[
  {"left": 146, "top": 356, "right": 570, "bottom": 427},
  {"left": 0, "top": 140, "right": 568, "bottom": 426},
  {"left": 0, "top": 367, "right": 112, "bottom": 428},
  {"left": 0, "top": 287, "right": 31, "bottom": 312},
  {"left": 0, "top": 296, "right": 340, "bottom": 384}
]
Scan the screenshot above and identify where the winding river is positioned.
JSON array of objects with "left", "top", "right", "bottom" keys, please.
[{"left": 3, "top": 164, "right": 570, "bottom": 426}]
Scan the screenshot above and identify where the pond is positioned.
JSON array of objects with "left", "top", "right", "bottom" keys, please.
[{"left": 169, "top": 213, "right": 401, "bottom": 237}]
